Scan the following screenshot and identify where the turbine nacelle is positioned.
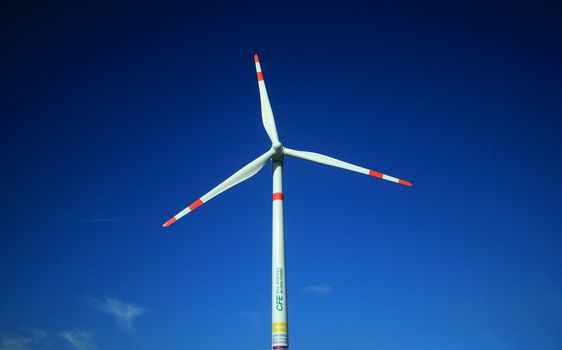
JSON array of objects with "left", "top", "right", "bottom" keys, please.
[{"left": 272, "top": 142, "right": 283, "bottom": 159}]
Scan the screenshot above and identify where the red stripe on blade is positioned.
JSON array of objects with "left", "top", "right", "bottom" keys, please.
[
  {"left": 163, "top": 217, "right": 176, "bottom": 227},
  {"left": 188, "top": 199, "right": 203, "bottom": 211},
  {"left": 254, "top": 54, "right": 260, "bottom": 63},
  {"left": 399, "top": 179, "right": 413, "bottom": 187},
  {"left": 272, "top": 192, "right": 284, "bottom": 201},
  {"left": 369, "top": 170, "right": 383, "bottom": 178},
  {"left": 257, "top": 72, "right": 264, "bottom": 81}
]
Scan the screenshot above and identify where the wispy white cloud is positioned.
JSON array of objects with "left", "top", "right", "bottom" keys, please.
[
  {"left": 0, "top": 335, "right": 31, "bottom": 350},
  {"left": 60, "top": 330, "right": 94, "bottom": 350},
  {"left": 0, "top": 329, "right": 47, "bottom": 350},
  {"left": 89, "top": 297, "right": 145, "bottom": 332},
  {"left": 303, "top": 284, "right": 332, "bottom": 294}
]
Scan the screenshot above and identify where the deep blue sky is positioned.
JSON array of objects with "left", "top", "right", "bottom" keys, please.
[{"left": 1, "top": 1, "right": 561, "bottom": 349}]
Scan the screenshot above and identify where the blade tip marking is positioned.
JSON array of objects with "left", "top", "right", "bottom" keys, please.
[
  {"left": 254, "top": 54, "right": 260, "bottom": 62},
  {"left": 399, "top": 179, "right": 413, "bottom": 187},
  {"left": 368, "top": 170, "right": 383, "bottom": 178},
  {"left": 188, "top": 198, "right": 203, "bottom": 211},
  {"left": 163, "top": 217, "right": 176, "bottom": 227}
]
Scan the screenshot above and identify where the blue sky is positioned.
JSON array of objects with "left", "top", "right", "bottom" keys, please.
[{"left": 1, "top": 1, "right": 561, "bottom": 349}]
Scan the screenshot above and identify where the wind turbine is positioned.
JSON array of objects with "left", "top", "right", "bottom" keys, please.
[{"left": 162, "top": 54, "right": 412, "bottom": 350}]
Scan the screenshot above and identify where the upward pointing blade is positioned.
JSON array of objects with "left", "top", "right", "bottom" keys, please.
[
  {"left": 254, "top": 54, "right": 280, "bottom": 144},
  {"left": 283, "top": 147, "right": 413, "bottom": 187},
  {"left": 163, "top": 149, "right": 275, "bottom": 227}
]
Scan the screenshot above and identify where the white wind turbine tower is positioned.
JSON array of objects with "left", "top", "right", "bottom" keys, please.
[{"left": 162, "top": 54, "right": 412, "bottom": 350}]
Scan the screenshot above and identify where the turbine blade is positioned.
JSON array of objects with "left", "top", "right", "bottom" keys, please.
[
  {"left": 254, "top": 54, "right": 280, "bottom": 144},
  {"left": 163, "top": 149, "right": 275, "bottom": 227},
  {"left": 283, "top": 147, "right": 413, "bottom": 187}
]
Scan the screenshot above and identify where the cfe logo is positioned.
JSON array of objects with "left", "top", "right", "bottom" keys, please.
[{"left": 275, "top": 267, "right": 285, "bottom": 311}]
